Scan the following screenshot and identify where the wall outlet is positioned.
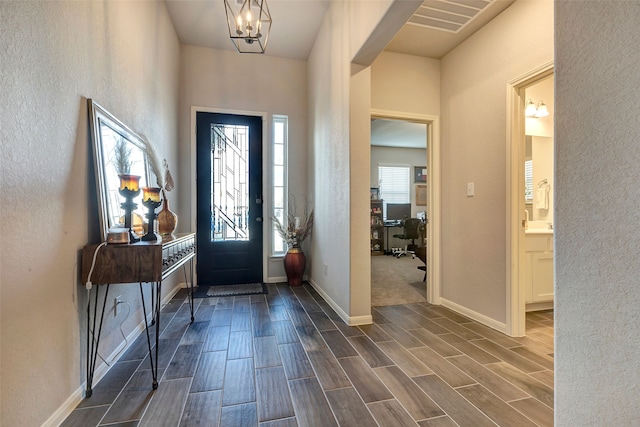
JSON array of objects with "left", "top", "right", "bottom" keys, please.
[
  {"left": 114, "top": 295, "right": 122, "bottom": 316},
  {"left": 324, "top": 263, "right": 328, "bottom": 276}
]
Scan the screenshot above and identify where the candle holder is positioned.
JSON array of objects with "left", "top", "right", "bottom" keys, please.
[
  {"left": 141, "top": 187, "right": 162, "bottom": 242},
  {"left": 118, "top": 174, "right": 141, "bottom": 243}
]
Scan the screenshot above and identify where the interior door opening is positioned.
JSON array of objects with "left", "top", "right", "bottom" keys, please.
[
  {"left": 370, "top": 114, "right": 432, "bottom": 306},
  {"left": 507, "top": 62, "right": 554, "bottom": 337}
]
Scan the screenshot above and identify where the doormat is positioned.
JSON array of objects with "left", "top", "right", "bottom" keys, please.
[{"left": 192, "top": 283, "right": 268, "bottom": 298}]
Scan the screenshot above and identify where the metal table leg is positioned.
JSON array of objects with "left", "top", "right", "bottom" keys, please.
[
  {"left": 86, "top": 284, "right": 110, "bottom": 398},
  {"left": 139, "top": 281, "right": 161, "bottom": 389}
]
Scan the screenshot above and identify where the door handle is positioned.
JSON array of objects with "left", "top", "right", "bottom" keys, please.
[{"left": 256, "top": 217, "right": 263, "bottom": 222}]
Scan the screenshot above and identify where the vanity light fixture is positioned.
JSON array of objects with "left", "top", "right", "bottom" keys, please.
[
  {"left": 224, "top": 0, "right": 272, "bottom": 54},
  {"left": 536, "top": 101, "right": 549, "bottom": 118},
  {"left": 525, "top": 99, "right": 550, "bottom": 118}
]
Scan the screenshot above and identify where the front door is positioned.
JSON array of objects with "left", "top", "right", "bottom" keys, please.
[{"left": 196, "top": 112, "right": 263, "bottom": 285}]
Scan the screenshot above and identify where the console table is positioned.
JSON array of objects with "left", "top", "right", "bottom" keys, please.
[{"left": 81, "top": 233, "right": 196, "bottom": 397}]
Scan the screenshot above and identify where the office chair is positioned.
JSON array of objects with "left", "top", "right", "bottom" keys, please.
[{"left": 393, "top": 218, "right": 421, "bottom": 258}]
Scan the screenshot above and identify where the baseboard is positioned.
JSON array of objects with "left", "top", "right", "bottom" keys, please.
[
  {"left": 264, "top": 275, "right": 309, "bottom": 284},
  {"left": 43, "top": 283, "right": 183, "bottom": 427},
  {"left": 440, "top": 297, "right": 509, "bottom": 335},
  {"left": 307, "top": 279, "right": 372, "bottom": 326},
  {"left": 526, "top": 301, "right": 553, "bottom": 312}
]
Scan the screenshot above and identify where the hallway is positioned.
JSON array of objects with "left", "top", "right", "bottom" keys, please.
[{"left": 62, "top": 284, "right": 553, "bottom": 426}]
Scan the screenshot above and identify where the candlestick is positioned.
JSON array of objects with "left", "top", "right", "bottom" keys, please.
[
  {"left": 141, "top": 187, "right": 162, "bottom": 242},
  {"left": 118, "top": 174, "right": 141, "bottom": 243}
]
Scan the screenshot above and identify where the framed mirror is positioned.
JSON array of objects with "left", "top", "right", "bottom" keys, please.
[{"left": 88, "top": 99, "right": 150, "bottom": 242}]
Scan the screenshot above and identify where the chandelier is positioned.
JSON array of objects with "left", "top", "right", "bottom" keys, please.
[{"left": 224, "top": 0, "right": 272, "bottom": 54}]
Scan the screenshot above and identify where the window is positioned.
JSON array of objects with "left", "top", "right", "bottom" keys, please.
[
  {"left": 272, "top": 115, "right": 288, "bottom": 255},
  {"left": 378, "top": 165, "right": 410, "bottom": 219},
  {"left": 524, "top": 159, "right": 533, "bottom": 203}
]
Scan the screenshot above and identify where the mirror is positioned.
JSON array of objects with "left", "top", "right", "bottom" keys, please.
[{"left": 88, "top": 99, "right": 149, "bottom": 241}]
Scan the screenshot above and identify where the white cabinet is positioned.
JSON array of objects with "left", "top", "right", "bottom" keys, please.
[{"left": 523, "top": 233, "right": 554, "bottom": 303}]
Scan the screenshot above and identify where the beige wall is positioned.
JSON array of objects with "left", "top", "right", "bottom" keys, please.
[
  {"left": 0, "top": 1, "right": 180, "bottom": 425},
  {"left": 556, "top": 2, "right": 640, "bottom": 423},
  {"left": 178, "top": 45, "right": 308, "bottom": 280},
  {"left": 439, "top": 0, "right": 553, "bottom": 323},
  {"left": 308, "top": 1, "right": 353, "bottom": 317},
  {"left": 371, "top": 51, "right": 441, "bottom": 114},
  {"left": 307, "top": 0, "right": 416, "bottom": 322}
]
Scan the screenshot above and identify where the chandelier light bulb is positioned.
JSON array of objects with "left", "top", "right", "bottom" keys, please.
[{"left": 236, "top": 16, "right": 242, "bottom": 34}]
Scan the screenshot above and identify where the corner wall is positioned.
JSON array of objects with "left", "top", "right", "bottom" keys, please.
[
  {"left": 0, "top": 2, "right": 180, "bottom": 425},
  {"left": 307, "top": 0, "right": 418, "bottom": 322},
  {"left": 439, "top": 0, "right": 553, "bottom": 323},
  {"left": 556, "top": 2, "right": 640, "bottom": 423}
]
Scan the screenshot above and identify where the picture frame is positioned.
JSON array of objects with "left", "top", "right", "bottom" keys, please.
[
  {"left": 414, "top": 166, "right": 427, "bottom": 183},
  {"left": 416, "top": 184, "right": 427, "bottom": 206},
  {"left": 88, "top": 99, "right": 150, "bottom": 242},
  {"left": 370, "top": 187, "right": 380, "bottom": 200}
]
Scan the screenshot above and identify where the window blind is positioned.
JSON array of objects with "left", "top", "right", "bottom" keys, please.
[
  {"left": 524, "top": 159, "right": 533, "bottom": 203},
  {"left": 378, "top": 165, "right": 410, "bottom": 219}
]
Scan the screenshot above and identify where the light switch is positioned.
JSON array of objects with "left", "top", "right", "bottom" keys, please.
[{"left": 467, "top": 182, "right": 475, "bottom": 197}]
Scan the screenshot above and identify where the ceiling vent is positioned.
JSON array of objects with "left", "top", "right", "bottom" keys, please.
[{"left": 407, "top": 0, "right": 494, "bottom": 33}]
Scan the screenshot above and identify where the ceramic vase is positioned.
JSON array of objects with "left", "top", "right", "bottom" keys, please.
[
  {"left": 283, "top": 247, "right": 306, "bottom": 286},
  {"left": 157, "top": 196, "right": 177, "bottom": 236}
]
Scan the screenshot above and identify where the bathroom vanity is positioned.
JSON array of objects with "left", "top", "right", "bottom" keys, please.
[{"left": 523, "top": 227, "right": 554, "bottom": 307}]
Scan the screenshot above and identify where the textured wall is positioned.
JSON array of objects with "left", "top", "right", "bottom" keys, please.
[
  {"left": 556, "top": 1, "right": 640, "bottom": 423},
  {"left": 440, "top": 0, "right": 553, "bottom": 322},
  {"left": 371, "top": 51, "right": 441, "bottom": 115},
  {"left": 0, "top": 1, "right": 179, "bottom": 425},
  {"left": 307, "top": 1, "right": 352, "bottom": 314},
  {"left": 178, "top": 46, "right": 308, "bottom": 280},
  {"left": 307, "top": 0, "right": 413, "bottom": 321}
]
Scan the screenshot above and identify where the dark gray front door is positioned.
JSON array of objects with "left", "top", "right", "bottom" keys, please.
[{"left": 196, "top": 112, "right": 263, "bottom": 285}]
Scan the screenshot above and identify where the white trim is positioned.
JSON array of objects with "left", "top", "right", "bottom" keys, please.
[
  {"left": 506, "top": 61, "right": 554, "bottom": 337},
  {"left": 190, "top": 106, "right": 270, "bottom": 283},
  {"left": 441, "top": 297, "right": 509, "bottom": 334},
  {"left": 370, "top": 109, "right": 442, "bottom": 304},
  {"left": 43, "top": 284, "right": 183, "bottom": 427},
  {"left": 525, "top": 301, "right": 553, "bottom": 312},
  {"left": 308, "top": 279, "right": 372, "bottom": 326}
]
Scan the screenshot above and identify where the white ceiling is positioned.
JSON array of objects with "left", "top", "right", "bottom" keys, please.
[
  {"left": 165, "top": 0, "right": 515, "bottom": 60},
  {"left": 165, "top": 0, "right": 331, "bottom": 60},
  {"left": 371, "top": 118, "right": 427, "bottom": 149},
  {"left": 165, "top": 0, "right": 516, "bottom": 148}
]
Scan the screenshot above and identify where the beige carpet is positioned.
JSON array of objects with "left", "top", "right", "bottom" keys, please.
[{"left": 371, "top": 254, "right": 427, "bottom": 306}]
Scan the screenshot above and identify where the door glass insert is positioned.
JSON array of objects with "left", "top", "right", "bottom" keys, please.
[{"left": 211, "top": 123, "right": 249, "bottom": 242}]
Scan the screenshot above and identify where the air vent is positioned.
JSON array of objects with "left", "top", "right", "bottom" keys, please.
[{"left": 407, "top": 0, "right": 494, "bottom": 33}]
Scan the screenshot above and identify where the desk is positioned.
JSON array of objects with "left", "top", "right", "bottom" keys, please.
[
  {"left": 383, "top": 222, "right": 403, "bottom": 253},
  {"left": 81, "top": 233, "right": 196, "bottom": 397}
]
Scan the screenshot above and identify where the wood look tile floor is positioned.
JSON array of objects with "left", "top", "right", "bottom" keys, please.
[{"left": 62, "top": 284, "right": 554, "bottom": 427}]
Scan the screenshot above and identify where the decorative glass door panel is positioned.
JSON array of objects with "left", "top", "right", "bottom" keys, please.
[{"left": 211, "top": 124, "right": 249, "bottom": 242}]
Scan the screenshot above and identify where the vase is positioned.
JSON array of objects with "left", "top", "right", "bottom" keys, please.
[
  {"left": 283, "top": 247, "right": 306, "bottom": 286},
  {"left": 157, "top": 196, "right": 178, "bottom": 236}
]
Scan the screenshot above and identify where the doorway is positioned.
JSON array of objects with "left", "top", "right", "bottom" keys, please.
[
  {"left": 369, "top": 110, "right": 441, "bottom": 306},
  {"left": 507, "top": 62, "right": 554, "bottom": 336},
  {"left": 196, "top": 112, "right": 263, "bottom": 285}
]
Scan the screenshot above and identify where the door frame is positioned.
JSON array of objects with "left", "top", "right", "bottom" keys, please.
[
  {"left": 190, "top": 106, "right": 269, "bottom": 285},
  {"left": 370, "top": 109, "right": 442, "bottom": 304},
  {"left": 506, "top": 61, "right": 554, "bottom": 336}
]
